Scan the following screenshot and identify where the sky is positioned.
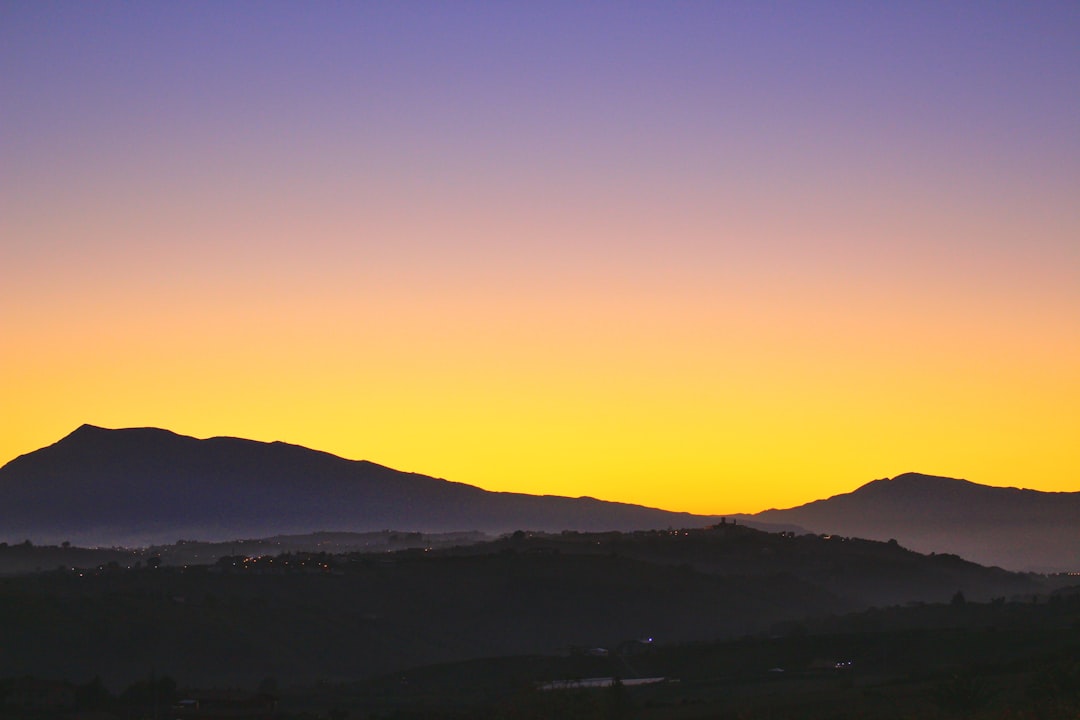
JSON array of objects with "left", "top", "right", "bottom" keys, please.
[{"left": 2, "top": 1, "right": 1078, "bottom": 514}]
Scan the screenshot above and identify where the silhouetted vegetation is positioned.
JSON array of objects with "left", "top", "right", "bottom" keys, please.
[{"left": 1, "top": 526, "right": 1077, "bottom": 718}]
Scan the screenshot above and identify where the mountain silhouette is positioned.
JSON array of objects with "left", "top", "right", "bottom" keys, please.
[
  {"left": 751, "top": 472, "right": 1080, "bottom": 572},
  {"left": 0, "top": 425, "right": 742, "bottom": 546}
]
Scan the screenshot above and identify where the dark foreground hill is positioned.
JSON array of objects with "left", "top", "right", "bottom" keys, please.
[
  {"left": 0, "top": 425, "right": 741, "bottom": 546},
  {"left": 0, "top": 524, "right": 1057, "bottom": 690},
  {"left": 751, "top": 472, "right": 1080, "bottom": 572}
]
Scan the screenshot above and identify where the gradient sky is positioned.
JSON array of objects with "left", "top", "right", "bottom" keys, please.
[{"left": 3, "top": 2, "right": 1078, "bottom": 514}]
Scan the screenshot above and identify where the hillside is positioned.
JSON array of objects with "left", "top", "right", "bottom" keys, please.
[
  {"left": 753, "top": 472, "right": 1080, "bottom": 572},
  {"left": 0, "top": 524, "right": 1055, "bottom": 689},
  {"left": 5, "top": 429, "right": 1074, "bottom": 572},
  {"left": 0, "top": 425, "right": 732, "bottom": 546}
]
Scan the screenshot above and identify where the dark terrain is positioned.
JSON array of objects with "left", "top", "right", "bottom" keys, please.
[
  {"left": 0, "top": 527, "right": 1069, "bottom": 690},
  {"left": 0, "top": 425, "right": 738, "bottom": 547},
  {"left": 751, "top": 472, "right": 1080, "bottom": 572},
  {"left": 4, "top": 426, "right": 1075, "bottom": 573},
  {"left": 3, "top": 427, "right": 1079, "bottom": 718}
]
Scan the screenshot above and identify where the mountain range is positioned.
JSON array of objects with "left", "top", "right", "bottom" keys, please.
[
  {"left": 1, "top": 425, "right": 1076, "bottom": 572},
  {"left": 750, "top": 472, "right": 1080, "bottom": 572},
  {"left": 0, "top": 425, "right": 728, "bottom": 547}
]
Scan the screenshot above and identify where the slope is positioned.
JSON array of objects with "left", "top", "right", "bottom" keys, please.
[
  {"left": 753, "top": 473, "right": 1080, "bottom": 572},
  {"left": 0, "top": 425, "right": 724, "bottom": 546}
]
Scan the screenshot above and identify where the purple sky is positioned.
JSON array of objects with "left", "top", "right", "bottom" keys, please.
[{"left": 3, "top": 2, "right": 1078, "bottom": 511}]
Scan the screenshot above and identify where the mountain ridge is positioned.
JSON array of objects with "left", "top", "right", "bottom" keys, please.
[
  {"left": 0, "top": 424, "right": 739, "bottom": 547},
  {"left": 5, "top": 427, "right": 1076, "bottom": 571},
  {"left": 752, "top": 471, "right": 1080, "bottom": 572}
]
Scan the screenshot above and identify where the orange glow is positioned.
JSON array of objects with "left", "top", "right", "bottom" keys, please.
[
  {"left": 4, "top": 237, "right": 1078, "bottom": 514},
  {"left": 4, "top": 4, "right": 1078, "bottom": 515}
]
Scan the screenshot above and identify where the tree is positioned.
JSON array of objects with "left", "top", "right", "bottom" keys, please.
[
  {"left": 75, "top": 676, "right": 112, "bottom": 710},
  {"left": 121, "top": 674, "right": 177, "bottom": 710},
  {"left": 605, "top": 677, "right": 634, "bottom": 720}
]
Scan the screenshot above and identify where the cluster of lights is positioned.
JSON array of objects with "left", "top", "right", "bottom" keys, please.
[{"left": 224, "top": 553, "right": 335, "bottom": 573}]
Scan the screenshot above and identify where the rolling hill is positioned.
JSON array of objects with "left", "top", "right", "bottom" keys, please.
[
  {"left": 4, "top": 428, "right": 1074, "bottom": 572},
  {"left": 0, "top": 525, "right": 1055, "bottom": 689},
  {"left": 751, "top": 472, "right": 1080, "bottom": 572}
]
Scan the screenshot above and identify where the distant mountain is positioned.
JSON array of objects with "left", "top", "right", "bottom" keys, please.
[
  {"left": 751, "top": 473, "right": 1080, "bottom": 572},
  {"left": 0, "top": 425, "right": 743, "bottom": 547}
]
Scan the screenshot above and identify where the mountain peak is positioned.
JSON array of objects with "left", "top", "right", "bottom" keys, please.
[
  {"left": 755, "top": 473, "right": 1080, "bottom": 572},
  {"left": 52, "top": 424, "right": 192, "bottom": 453},
  {"left": 854, "top": 472, "right": 975, "bottom": 494},
  {"left": 0, "top": 426, "right": 723, "bottom": 547},
  {"left": 66, "top": 423, "right": 110, "bottom": 439},
  {"left": 63, "top": 423, "right": 180, "bottom": 440},
  {"left": 890, "top": 471, "right": 969, "bottom": 484}
]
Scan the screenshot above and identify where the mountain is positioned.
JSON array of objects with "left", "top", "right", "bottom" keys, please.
[
  {"left": 0, "top": 425, "right": 738, "bottom": 546},
  {"left": 751, "top": 472, "right": 1080, "bottom": 572}
]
